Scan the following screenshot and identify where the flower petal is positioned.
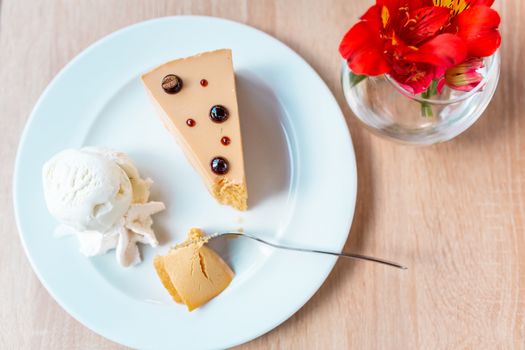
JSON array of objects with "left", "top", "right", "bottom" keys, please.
[
  {"left": 360, "top": 4, "right": 384, "bottom": 30},
  {"left": 407, "top": 0, "right": 434, "bottom": 8},
  {"left": 390, "top": 63, "right": 436, "bottom": 94},
  {"left": 456, "top": 5, "right": 501, "bottom": 57},
  {"left": 470, "top": 0, "right": 495, "bottom": 6},
  {"left": 436, "top": 77, "right": 446, "bottom": 93},
  {"left": 404, "top": 33, "right": 467, "bottom": 68},
  {"left": 400, "top": 6, "right": 452, "bottom": 44},
  {"left": 339, "top": 21, "right": 390, "bottom": 75}
]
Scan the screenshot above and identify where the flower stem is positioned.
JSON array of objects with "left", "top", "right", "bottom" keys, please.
[
  {"left": 421, "top": 102, "right": 433, "bottom": 118},
  {"left": 420, "top": 80, "right": 438, "bottom": 118}
]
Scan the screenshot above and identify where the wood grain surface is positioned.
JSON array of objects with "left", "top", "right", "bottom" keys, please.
[{"left": 1, "top": 0, "right": 523, "bottom": 349}]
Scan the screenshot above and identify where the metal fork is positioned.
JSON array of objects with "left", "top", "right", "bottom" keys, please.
[{"left": 210, "top": 232, "right": 407, "bottom": 270}]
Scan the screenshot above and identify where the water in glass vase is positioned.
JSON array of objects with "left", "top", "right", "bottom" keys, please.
[{"left": 341, "top": 52, "right": 500, "bottom": 145}]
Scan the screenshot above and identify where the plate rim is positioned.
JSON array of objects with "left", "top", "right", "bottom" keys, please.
[{"left": 13, "top": 15, "right": 357, "bottom": 349}]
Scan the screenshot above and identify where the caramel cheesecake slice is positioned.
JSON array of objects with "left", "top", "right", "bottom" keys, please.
[
  {"left": 141, "top": 49, "right": 247, "bottom": 210},
  {"left": 153, "top": 228, "right": 234, "bottom": 311}
]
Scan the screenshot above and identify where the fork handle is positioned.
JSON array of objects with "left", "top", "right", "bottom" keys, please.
[
  {"left": 271, "top": 244, "right": 406, "bottom": 269},
  {"left": 235, "top": 233, "right": 407, "bottom": 270}
]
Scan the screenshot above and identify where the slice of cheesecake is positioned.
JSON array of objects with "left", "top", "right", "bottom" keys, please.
[
  {"left": 141, "top": 49, "right": 247, "bottom": 211},
  {"left": 153, "top": 228, "right": 234, "bottom": 311}
]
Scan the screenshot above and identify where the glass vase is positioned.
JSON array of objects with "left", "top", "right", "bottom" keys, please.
[{"left": 341, "top": 52, "right": 500, "bottom": 145}]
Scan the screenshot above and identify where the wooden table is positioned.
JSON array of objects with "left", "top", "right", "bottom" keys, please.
[{"left": 1, "top": 1, "right": 523, "bottom": 348}]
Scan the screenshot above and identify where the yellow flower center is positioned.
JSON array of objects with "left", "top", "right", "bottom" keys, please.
[{"left": 433, "top": 0, "right": 470, "bottom": 15}]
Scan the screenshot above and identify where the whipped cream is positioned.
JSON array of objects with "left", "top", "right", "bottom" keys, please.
[{"left": 43, "top": 147, "right": 165, "bottom": 267}]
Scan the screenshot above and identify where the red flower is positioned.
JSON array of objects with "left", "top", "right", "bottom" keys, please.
[{"left": 339, "top": 0, "right": 500, "bottom": 94}]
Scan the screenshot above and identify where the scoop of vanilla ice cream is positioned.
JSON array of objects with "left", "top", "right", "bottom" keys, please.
[
  {"left": 43, "top": 149, "right": 133, "bottom": 232},
  {"left": 82, "top": 147, "right": 152, "bottom": 204},
  {"left": 43, "top": 147, "right": 165, "bottom": 267}
]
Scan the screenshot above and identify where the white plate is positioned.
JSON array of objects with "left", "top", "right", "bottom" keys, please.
[{"left": 14, "top": 16, "right": 356, "bottom": 349}]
